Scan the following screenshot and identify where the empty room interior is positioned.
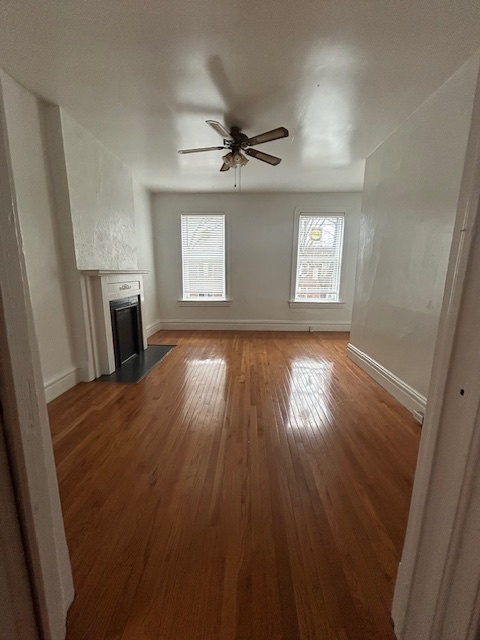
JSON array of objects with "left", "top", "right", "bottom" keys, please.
[{"left": 1, "top": 2, "right": 480, "bottom": 640}]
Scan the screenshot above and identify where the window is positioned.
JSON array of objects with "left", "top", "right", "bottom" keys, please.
[
  {"left": 293, "top": 214, "right": 344, "bottom": 302},
  {"left": 181, "top": 214, "right": 226, "bottom": 300}
]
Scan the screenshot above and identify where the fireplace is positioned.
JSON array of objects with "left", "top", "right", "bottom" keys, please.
[
  {"left": 80, "top": 270, "right": 149, "bottom": 379},
  {"left": 110, "top": 296, "right": 142, "bottom": 368}
]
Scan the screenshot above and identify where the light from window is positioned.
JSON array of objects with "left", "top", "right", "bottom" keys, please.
[
  {"left": 294, "top": 214, "right": 344, "bottom": 302},
  {"left": 181, "top": 214, "right": 226, "bottom": 300}
]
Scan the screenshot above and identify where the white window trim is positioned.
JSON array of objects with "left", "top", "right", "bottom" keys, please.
[
  {"left": 177, "top": 299, "right": 232, "bottom": 307},
  {"left": 288, "top": 301, "right": 345, "bottom": 309},
  {"left": 178, "top": 211, "right": 230, "bottom": 304},
  {"left": 289, "top": 209, "right": 346, "bottom": 306}
]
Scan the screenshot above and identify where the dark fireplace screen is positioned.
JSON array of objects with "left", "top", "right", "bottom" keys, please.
[{"left": 110, "top": 296, "right": 142, "bottom": 368}]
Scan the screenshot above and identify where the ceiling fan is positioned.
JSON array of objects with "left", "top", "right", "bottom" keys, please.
[{"left": 178, "top": 120, "right": 289, "bottom": 172}]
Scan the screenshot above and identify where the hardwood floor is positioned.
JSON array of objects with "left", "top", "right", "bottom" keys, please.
[{"left": 48, "top": 331, "right": 420, "bottom": 640}]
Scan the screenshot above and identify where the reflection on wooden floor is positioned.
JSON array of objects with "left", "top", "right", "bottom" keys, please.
[{"left": 48, "top": 331, "right": 420, "bottom": 640}]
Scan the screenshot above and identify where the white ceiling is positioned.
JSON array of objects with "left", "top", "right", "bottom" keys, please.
[{"left": 0, "top": 0, "right": 479, "bottom": 192}]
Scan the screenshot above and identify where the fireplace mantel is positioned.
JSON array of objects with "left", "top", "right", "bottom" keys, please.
[
  {"left": 80, "top": 269, "right": 149, "bottom": 378},
  {"left": 80, "top": 269, "right": 149, "bottom": 277}
]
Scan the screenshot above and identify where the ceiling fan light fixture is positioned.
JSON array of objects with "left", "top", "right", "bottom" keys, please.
[
  {"left": 233, "top": 152, "right": 248, "bottom": 167},
  {"left": 222, "top": 152, "right": 234, "bottom": 166},
  {"left": 222, "top": 151, "right": 248, "bottom": 168}
]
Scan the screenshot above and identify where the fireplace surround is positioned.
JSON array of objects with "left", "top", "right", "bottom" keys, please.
[{"left": 80, "top": 270, "right": 148, "bottom": 378}]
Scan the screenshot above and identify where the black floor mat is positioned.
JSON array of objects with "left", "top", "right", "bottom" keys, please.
[{"left": 96, "top": 345, "right": 175, "bottom": 383}]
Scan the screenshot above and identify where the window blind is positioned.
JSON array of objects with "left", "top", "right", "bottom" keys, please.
[
  {"left": 181, "top": 214, "right": 226, "bottom": 300},
  {"left": 294, "top": 214, "right": 344, "bottom": 302}
]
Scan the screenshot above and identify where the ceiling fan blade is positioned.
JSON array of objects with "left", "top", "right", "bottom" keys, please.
[
  {"left": 178, "top": 146, "right": 225, "bottom": 154},
  {"left": 247, "top": 126, "right": 289, "bottom": 146},
  {"left": 245, "top": 148, "right": 282, "bottom": 166},
  {"left": 219, "top": 163, "right": 230, "bottom": 172},
  {"left": 206, "top": 120, "right": 233, "bottom": 139}
]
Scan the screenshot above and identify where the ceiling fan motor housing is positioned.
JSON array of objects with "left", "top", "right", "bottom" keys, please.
[{"left": 229, "top": 126, "right": 249, "bottom": 148}]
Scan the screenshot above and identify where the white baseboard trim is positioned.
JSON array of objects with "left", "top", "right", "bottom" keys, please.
[
  {"left": 160, "top": 320, "right": 351, "bottom": 332},
  {"left": 146, "top": 320, "right": 162, "bottom": 337},
  {"left": 77, "top": 364, "right": 94, "bottom": 383},
  {"left": 347, "top": 343, "right": 427, "bottom": 414},
  {"left": 44, "top": 367, "right": 81, "bottom": 403}
]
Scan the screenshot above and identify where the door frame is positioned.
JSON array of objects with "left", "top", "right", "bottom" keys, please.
[
  {"left": 393, "top": 57, "right": 480, "bottom": 639},
  {"left": 0, "top": 79, "right": 74, "bottom": 639},
  {"left": 0, "top": 413, "right": 38, "bottom": 640}
]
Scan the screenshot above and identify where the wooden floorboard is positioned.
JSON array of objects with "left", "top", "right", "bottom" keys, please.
[{"left": 48, "top": 331, "right": 420, "bottom": 640}]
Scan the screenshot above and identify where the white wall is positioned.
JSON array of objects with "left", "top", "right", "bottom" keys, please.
[
  {"left": 152, "top": 192, "right": 362, "bottom": 330},
  {"left": 0, "top": 72, "right": 78, "bottom": 399},
  {"left": 60, "top": 110, "right": 137, "bottom": 271},
  {"left": 133, "top": 180, "right": 161, "bottom": 333},
  {"left": 349, "top": 54, "right": 479, "bottom": 411}
]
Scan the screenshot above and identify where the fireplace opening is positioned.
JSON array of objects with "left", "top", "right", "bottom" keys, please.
[{"left": 110, "top": 296, "right": 142, "bottom": 368}]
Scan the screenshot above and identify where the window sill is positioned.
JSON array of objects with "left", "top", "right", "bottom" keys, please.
[
  {"left": 288, "top": 301, "right": 345, "bottom": 309},
  {"left": 178, "top": 299, "right": 232, "bottom": 307}
]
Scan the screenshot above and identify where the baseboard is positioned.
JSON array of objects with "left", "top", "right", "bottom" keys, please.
[
  {"left": 146, "top": 320, "right": 162, "bottom": 337},
  {"left": 347, "top": 343, "right": 427, "bottom": 414},
  {"left": 44, "top": 367, "right": 81, "bottom": 403},
  {"left": 160, "top": 320, "right": 351, "bottom": 332},
  {"left": 77, "top": 364, "right": 94, "bottom": 382}
]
